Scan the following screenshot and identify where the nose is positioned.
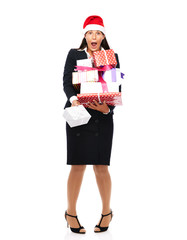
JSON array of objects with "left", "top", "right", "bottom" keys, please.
[{"left": 92, "top": 33, "right": 96, "bottom": 39}]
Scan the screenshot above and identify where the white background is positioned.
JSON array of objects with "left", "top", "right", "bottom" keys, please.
[{"left": 0, "top": 0, "right": 187, "bottom": 239}]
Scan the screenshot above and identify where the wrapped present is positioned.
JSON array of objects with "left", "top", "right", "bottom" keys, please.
[
  {"left": 72, "top": 70, "right": 98, "bottom": 91},
  {"left": 77, "top": 92, "right": 122, "bottom": 107},
  {"left": 80, "top": 82, "right": 120, "bottom": 94},
  {"left": 77, "top": 59, "right": 93, "bottom": 67},
  {"left": 93, "top": 49, "right": 117, "bottom": 68},
  {"left": 102, "top": 68, "right": 123, "bottom": 85},
  {"left": 72, "top": 70, "right": 98, "bottom": 84},
  {"left": 63, "top": 105, "right": 91, "bottom": 128}
]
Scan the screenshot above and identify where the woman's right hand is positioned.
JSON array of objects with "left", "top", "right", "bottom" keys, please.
[{"left": 71, "top": 100, "right": 81, "bottom": 106}]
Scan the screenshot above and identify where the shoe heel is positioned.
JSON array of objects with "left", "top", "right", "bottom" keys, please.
[
  {"left": 65, "top": 210, "right": 86, "bottom": 234},
  {"left": 65, "top": 211, "right": 69, "bottom": 228}
]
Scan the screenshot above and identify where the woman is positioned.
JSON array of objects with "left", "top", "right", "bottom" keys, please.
[{"left": 63, "top": 15, "right": 120, "bottom": 234}]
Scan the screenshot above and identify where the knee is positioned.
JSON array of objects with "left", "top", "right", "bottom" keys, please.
[
  {"left": 71, "top": 165, "right": 86, "bottom": 174},
  {"left": 93, "top": 165, "right": 108, "bottom": 176}
]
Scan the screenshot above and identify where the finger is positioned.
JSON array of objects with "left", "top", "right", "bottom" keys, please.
[
  {"left": 93, "top": 100, "right": 99, "bottom": 106},
  {"left": 88, "top": 102, "right": 97, "bottom": 108},
  {"left": 87, "top": 105, "right": 95, "bottom": 110},
  {"left": 103, "top": 100, "right": 107, "bottom": 106},
  {"left": 87, "top": 105, "right": 97, "bottom": 110},
  {"left": 87, "top": 102, "right": 96, "bottom": 109}
]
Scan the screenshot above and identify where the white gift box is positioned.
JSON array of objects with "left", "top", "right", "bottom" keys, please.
[
  {"left": 63, "top": 105, "right": 91, "bottom": 128},
  {"left": 102, "top": 68, "right": 123, "bottom": 85},
  {"left": 72, "top": 70, "right": 98, "bottom": 84},
  {"left": 80, "top": 82, "right": 119, "bottom": 94},
  {"left": 77, "top": 59, "right": 93, "bottom": 67}
]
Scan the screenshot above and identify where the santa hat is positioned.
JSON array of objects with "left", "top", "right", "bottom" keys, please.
[{"left": 83, "top": 15, "right": 105, "bottom": 35}]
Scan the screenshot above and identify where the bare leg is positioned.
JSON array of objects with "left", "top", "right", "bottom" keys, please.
[
  {"left": 93, "top": 165, "right": 112, "bottom": 231},
  {"left": 66, "top": 165, "right": 86, "bottom": 233}
]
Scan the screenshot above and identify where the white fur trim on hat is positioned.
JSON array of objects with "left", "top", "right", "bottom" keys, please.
[{"left": 83, "top": 24, "right": 105, "bottom": 35}]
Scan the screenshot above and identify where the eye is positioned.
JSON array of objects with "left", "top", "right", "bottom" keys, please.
[{"left": 96, "top": 31, "right": 101, "bottom": 35}]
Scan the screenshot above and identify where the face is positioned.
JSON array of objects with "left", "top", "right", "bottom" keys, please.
[{"left": 85, "top": 30, "right": 105, "bottom": 55}]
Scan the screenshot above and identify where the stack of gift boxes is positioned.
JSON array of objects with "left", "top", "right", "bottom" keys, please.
[{"left": 72, "top": 49, "right": 124, "bottom": 107}]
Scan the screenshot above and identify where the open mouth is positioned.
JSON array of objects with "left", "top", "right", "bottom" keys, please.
[{"left": 91, "top": 42, "right": 97, "bottom": 48}]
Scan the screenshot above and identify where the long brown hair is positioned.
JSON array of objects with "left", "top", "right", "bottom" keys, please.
[{"left": 78, "top": 34, "right": 110, "bottom": 50}]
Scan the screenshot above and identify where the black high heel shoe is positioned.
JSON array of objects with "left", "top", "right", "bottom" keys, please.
[
  {"left": 65, "top": 210, "right": 86, "bottom": 234},
  {"left": 94, "top": 210, "right": 113, "bottom": 233}
]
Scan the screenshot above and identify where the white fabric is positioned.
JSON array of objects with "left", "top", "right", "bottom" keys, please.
[
  {"left": 70, "top": 95, "right": 78, "bottom": 104},
  {"left": 83, "top": 24, "right": 105, "bottom": 34}
]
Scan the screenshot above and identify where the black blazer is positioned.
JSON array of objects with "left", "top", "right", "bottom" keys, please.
[{"left": 63, "top": 48, "right": 120, "bottom": 116}]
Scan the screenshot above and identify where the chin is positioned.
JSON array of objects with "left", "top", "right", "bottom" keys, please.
[{"left": 91, "top": 48, "right": 100, "bottom": 52}]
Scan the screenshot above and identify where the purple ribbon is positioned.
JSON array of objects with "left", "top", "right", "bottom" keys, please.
[
  {"left": 121, "top": 73, "right": 125, "bottom": 79},
  {"left": 111, "top": 68, "right": 117, "bottom": 82}
]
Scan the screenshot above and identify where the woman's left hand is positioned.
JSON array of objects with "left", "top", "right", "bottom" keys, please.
[{"left": 87, "top": 100, "right": 110, "bottom": 114}]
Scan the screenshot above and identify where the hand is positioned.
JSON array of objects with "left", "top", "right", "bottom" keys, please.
[
  {"left": 87, "top": 100, "right": 110, "bottom": 113},
  {"left": 72, "top": 100, "right": 81, "bottom": 106}
]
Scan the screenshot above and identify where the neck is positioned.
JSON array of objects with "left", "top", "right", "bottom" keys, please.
[
  {"left": 87, "top": 48, "right": 93, "bottom": 57},
  {"left": 86, "top": 47, "right": 102, "bottom": 57}
]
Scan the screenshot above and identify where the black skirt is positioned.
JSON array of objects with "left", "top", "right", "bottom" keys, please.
[{"left": 66, "top": 109, "right": 114, "bottom": 165}]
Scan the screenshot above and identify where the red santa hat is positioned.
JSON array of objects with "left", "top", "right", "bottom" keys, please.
[{"left": 83, "top": 15, "right": 105, "bottom": 35}]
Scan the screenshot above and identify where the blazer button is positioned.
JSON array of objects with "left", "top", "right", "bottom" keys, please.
[
  {"left": 95, "top": 132, "right": 99, "bottom": 137},
  {"left": 95, "top": 119, "right": 99, "bottom": 123},
  {"left": 76, "top": 133, "right": 81, "bottom": 137}
]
